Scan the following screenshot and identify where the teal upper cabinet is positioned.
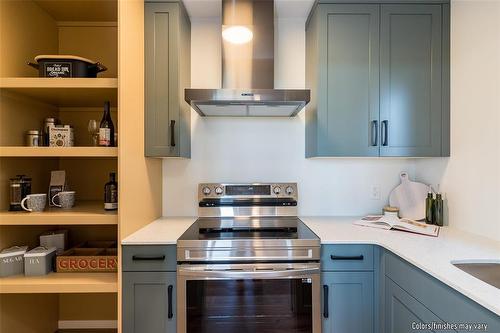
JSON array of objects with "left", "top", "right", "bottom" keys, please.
[
  {"left": 306, "top": 2, "right": 450, "bottom": 157},
  {"left": 306, "top": 4, "right": 380, "bottom": 157},
  {"left": 380, "top": 5, "right": 445, "bottom": 157},
  {"left": 145, "top": 1, "right": 191, "bottom": 158}
]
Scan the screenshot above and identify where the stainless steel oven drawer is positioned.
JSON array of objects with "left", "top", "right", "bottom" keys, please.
[
  {"left": 122, "top": 245, "right": 176, "bottom": 272},
  {"left": 177, "top": 246, "right": 320, "bottom": 262},
  {"left": 321, "top": 244, "right": 374, "bottom": 271}
]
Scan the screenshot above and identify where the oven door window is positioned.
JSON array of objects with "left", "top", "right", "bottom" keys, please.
[{"left": 186, "top": 278, "right": 312, "bottom": 333}]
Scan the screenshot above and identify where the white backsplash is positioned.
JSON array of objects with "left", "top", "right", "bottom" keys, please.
[{"left": 162, "top": 15, "right": 417, "bottom": 217}]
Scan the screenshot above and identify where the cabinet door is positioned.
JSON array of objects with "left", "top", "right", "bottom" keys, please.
[
  {"left": 380, "top": 5, "right": 443, "bottom": 157},
  {"left": 123, "top": 272, "right": 176, "bottom": 333},
  {"left": 145, "top": 3, "right": 180, "bottom": 157},
  {"left": 317, "top": 4, "right": 380, "bottom": 156},
  {"left": 385, "top": 277, "right": 455, "bottom": 333},
  {"left": 322, "top": 271, "right": 374, "bottom": 333}
]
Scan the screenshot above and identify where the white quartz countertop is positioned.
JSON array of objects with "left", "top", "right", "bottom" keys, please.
[
  {"left": 302, "top": 217, "right": 500, "bottom": 316},
  {"left": 121, "top": 217, "right": 196, "bottom": 245},
  {"left": 121, "top": 216, "right": 500, "bottom": 315}
]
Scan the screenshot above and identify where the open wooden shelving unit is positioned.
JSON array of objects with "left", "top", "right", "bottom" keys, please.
[
  {"left": 0, "top": 0, "right": 125, "bottom": 332},
  {"left": 1, "top": 0, "right": 164, "bottom": 332}
]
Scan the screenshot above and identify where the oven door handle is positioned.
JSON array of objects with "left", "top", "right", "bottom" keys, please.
[{"left": 178, "top": 266, "right": 320, "bottom": 279}]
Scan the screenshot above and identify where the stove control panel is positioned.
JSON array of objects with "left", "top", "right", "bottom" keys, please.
[{"left": 198, "top": 183, "right": 298, "bottom": 201}]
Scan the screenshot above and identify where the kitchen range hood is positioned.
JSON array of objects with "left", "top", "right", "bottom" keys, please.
[{"left": 185, "top": 0, "right": 310, "bottom": 117}]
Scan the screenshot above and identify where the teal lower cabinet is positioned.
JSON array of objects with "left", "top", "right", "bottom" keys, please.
[
  {"left": 322, "top": 271, "right": 374, "bottom": 333},
  {"left": 122, "top": 272, "right": 176, "bottom": 333},
  {"left": 385, "top": 276, "right": 453, "bottom": 333},
  {"left": 321, "top": 244, "right": 376, "bottom": 333},
  {"left": 122, "top": 245, "right": 177, "bottom": 333},
  {"left": 383, "top": 250, "right": 500, "bottom": 332}
]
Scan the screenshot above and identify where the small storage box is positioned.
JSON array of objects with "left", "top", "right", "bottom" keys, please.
[
  {"left": 40, "top": 230, "right": 68, "bottom": 255},
  {"left": 24, "top": 246, "right": 57, "bottom": 276},
  {"left": 0, "top": 246, "right": 28, "bottom": 277},
  {"left": 49, "top": 125, "right": 74, "bottom": 147}
]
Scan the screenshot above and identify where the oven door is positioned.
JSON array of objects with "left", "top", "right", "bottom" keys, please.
[{"left": 177, "top": 262, "right": 321, "bottom": 333}]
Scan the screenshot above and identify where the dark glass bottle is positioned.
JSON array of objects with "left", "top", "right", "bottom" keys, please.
[
  {"left": 433, "top": 193, "right": 443, "bottom": 226},
  {"left": 99, "top": 101, "right": 115, "bottom": 147},
  {"left": 104, "top": 172, "right": 118, "bottom": 211},
  {"left": 425, "top": 188, "right": 434, "bottom": 224}
]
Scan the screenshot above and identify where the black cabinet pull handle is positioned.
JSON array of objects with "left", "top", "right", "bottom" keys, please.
[
  {"left": 330, "top": 254, "right": 364, "bottom": 261},
  {"left": 132, "top": 255, "right": 165, "bottom": 261},
  {"left": 371, "top": 120, "right": 378, "bottom": 146},
  {"left": 381, "top": 120, "right": 388, "bottom": 146},
  {"left": 170, "top": 120, "right": 176, "bottom": 147},
  {"left": 323, "top": 285, "right": 329, "bottom": 318},
  {"left": 167, "top": 285, "right": 174, "bottom": 319}
]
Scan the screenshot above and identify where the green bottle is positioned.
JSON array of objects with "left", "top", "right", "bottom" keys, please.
[
  {"left": 425, "top": 186, "right": 434, "bottom": 224},
  {"left": 433, "top": 192, "right": 444, "bottom": 227}
]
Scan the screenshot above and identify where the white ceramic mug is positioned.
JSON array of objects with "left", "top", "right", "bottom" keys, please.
[
  {"left": 51, "top": 191, "right": 75, "bottom": 209},
  {"left": 21, "top": 194, "right": 47, "bottom": 212}
]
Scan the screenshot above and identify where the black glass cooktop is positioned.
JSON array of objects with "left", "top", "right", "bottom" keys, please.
[
  {"left": 198, "top": 227, "right": 298, "bottom": 240},
  {"left": 178, "top": 216, "right": 318, "bottom": 241}
]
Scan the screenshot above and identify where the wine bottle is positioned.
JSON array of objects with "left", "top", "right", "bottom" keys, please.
[
  {"left": 99, "top": 101, "right": 115, "bottom": 147},
  {"left": 433, "top": 193, "right": 443, "bottom": 226},
  {"left": 104, "top": 172, "right": 118, "bottom": 211},
  {"left": 425, "top": 186, "right": 434, "bottom": 224}
]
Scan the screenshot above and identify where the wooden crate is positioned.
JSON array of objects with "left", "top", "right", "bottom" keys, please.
[{"left": 56, "top": 241, "right": 117, "bottom": 273}]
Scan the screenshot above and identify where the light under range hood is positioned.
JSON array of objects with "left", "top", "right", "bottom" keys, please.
[{"left": 185, "top": 0, "right": 310, "bottom": 117}]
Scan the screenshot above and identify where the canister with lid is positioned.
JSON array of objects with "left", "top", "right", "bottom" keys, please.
[
  {"left": 26, "top": 130, "right": 41, "bottom": 146},
  {"left": 24, "top": 246, "right": 57, "bottom": 276},
  {"left": 0, "top": 246, "right": 28, "bottom": 277}
]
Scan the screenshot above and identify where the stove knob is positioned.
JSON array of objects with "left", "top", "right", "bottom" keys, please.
[
  {"left": 215, "top": 186, "right": 224, "bottom": 195},
  {"left": 202, "top": 186, "right": 211, "bottom": 195},
  {"left": 273, "top": 186, "right": 281, "bottom": 195},
  {"left": 286, "top": 186, "right": 294, "bottom": 195}
]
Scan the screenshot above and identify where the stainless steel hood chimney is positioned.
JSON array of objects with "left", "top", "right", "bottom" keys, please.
[{"left": 184, "top": 0, "right": 310, "bottom": 117}]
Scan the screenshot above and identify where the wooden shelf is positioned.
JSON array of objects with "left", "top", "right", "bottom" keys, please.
[
  {"left": 0, "top": 78, "right": 117, "bottom": 107},
  {"left": 0, "top": 201, "right": 117, "bottom": 225},
  {"left": 0, "top": 146, "right": 118, "bottom": 157},
  {"left": 0, "top": 272, "right": 117, "bottom": 294}
]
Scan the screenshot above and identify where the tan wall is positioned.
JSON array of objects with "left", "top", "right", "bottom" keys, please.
[
  {"left": 59, "top": 293, "right": 117, "bottom": 320},
  {"left": 0, "top": 294, "right": 59, "bottom": 333},
  {"left": 0, "top": 0, "right": 58, "bottom": 77}
]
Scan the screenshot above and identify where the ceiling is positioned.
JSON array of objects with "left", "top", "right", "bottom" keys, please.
[{"left": 182, "top": 0, "right": 315, "bottom": 19}]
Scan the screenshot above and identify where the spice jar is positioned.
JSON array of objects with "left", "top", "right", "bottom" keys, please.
[
  {"left": 26, "top": 130, "right": 41, "bottom": 146},
  {"left": 383, "top": 206, "right": 400, "bottom": 218}
]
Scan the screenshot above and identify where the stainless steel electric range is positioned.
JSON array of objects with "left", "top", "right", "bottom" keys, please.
[{"left": 177, "top": 183, "right": 321, "bottom": 333}]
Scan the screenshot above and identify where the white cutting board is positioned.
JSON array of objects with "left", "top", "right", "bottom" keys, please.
[{"left": 389, "top": 172, "right": 429, "bottom": 220}]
